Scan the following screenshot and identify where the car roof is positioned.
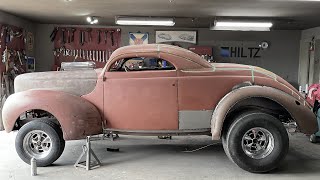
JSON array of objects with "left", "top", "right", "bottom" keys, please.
[{"left": 109, "top": 44, "right": 212, "bottom": 69}]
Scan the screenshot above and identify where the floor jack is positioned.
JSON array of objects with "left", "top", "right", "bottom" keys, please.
[{"left": 310, "top": 111, "right": 320, "bottom": 143}]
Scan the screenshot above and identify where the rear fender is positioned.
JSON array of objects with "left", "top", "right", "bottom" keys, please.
[
  {"left": 2, "top": 90, "right": 102, "bottom": 140},
  {"left": 211, "top": 86, "right": 318, "bottom": 140}
]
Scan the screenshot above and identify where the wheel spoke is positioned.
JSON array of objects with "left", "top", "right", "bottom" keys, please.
[
  {"left": 244, "top": 134, "right": 252, "bottom": 141},
  {"left": 255, "top": 143, "right": 262, "bottom": 151},
  {"left": 252, "top": 129, "right": 257, "bottom": 139},
  {"left": 258, "top": 135, "right": 266, "bottom": 141},
  {"left": 33, "top": 133, "right": 41, "bottom": 142},
  {"left": 42, "top": 137, "right": 51, "bottom": 144},
  {"left": 31, "top": 138, "right": 38, "bottom": 144},
  {"left": 42, "top": 145, "right": 50, "bottom": 151}
]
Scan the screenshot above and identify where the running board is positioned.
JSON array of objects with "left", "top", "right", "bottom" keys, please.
[{"left": 103, "top": 128, "right": 211, "bottom": 136}]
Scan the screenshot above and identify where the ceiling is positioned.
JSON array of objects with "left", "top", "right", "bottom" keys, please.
[{"left": 1, "top": 0, "right": 320, "bottom": 30}]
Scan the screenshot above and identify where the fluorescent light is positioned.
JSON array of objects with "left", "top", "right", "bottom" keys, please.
[
  {"left": 115, "top": 16, "right": 175, "bottom": 26},
  {"left": 211, "top": 20, "right": 273, "bottom": 31}
]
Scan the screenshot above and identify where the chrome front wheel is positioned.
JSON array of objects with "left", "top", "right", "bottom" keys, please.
[
  {"left": 23, "top": 130, "right": 53, "bottom": 159},
  {"left": 15, "top": 120, "right": 65, "bottom": 167},
  {"left": 241, "top": 127, "right": 274, "bottom": 159},
  {"left": 222, "top": 111, "right": 289, "bottom": 173}
]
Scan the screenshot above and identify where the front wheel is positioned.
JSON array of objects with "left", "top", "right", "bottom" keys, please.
[
  {"left": 15, "top": 120, "right": 65, "bottom": 167},
  {"left": 222, "top": 111, "right": 289, "bottom": 173}
]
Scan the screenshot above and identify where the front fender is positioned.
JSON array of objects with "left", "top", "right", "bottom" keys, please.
[
  {"left": 211, "top": 86, "right": 318, "bottom": 140},
  {"left": 2, "top": 90, "right": 102, "bottom": 140}
]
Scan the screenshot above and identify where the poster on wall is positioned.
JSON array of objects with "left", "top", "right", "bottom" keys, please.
[
  {"left": 156, "top": 31, "right": 197, "bottom": 44},
  {"left": 129, "top": 32, "right": 149, "bottom": 45},
  {"left": 26, "top": 57, "right": 35, "bottom": 72},
  {"left": 27, "top": 32, "right": 34, "bottom": 53}
]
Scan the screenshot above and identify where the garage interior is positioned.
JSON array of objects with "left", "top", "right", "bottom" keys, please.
[{"left": 1, "top": 0, "right": 320, "bottom": 179}]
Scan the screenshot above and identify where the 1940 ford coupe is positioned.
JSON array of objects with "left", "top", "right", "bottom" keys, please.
[{"left": 1, "top": 44, "right": 318, "bottom": 173}]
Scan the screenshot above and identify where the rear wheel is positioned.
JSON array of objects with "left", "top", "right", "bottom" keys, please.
[
  {"left": 15, "top": 120, "right": 65, "bottom": 167},
  {"left": 222, "top": 111, "right": 289, "bottom": 173}
]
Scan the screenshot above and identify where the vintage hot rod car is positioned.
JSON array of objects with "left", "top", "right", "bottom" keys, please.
[{"left": 1, "top": 44, "right": 318, "bottom": 173}]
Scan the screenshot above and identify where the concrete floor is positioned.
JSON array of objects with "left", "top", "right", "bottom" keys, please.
[{"left": 0, "top": 131, "right": 320, "bottom": 180}]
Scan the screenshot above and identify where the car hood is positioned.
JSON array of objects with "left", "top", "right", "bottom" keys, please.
[{"left": 14, "top": 69, "right": 100, "bottom": 96}]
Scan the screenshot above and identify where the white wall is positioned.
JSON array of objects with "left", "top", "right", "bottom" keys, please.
[
  {"left": 299, "top": 27, "right": 320, "bottom": 88},
  {"left": 35, "top": 24, "right": 301, "bottom": 87}
]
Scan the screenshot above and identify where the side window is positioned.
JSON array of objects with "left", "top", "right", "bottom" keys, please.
[{"left": 109, "top": 57, "right": 175, "bottom": 72}]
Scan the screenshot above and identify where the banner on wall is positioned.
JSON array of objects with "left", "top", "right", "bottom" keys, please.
[
  {"left": 156, "top": 31, "right": 197, "bottom": 44},
  {"left": 129, "top": 32, "right": 148, "bottom": 45}
]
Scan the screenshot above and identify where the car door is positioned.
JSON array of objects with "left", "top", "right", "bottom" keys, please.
[{"left": 103, "top": 57, "right": 178, "bottom": 130}]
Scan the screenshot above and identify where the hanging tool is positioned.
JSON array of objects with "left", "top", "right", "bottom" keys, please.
[
  {"left": 17, "top": 51, "right": 23, "bottom": 65},
  {"left": 97, "top": 30, "right": 101, "bottom": 44},
  {"left": 70, "top": 28, "right": 76, "bottom": 43},
  {"left": 104, "top": 31, "right": 108, "bottom": 44},
  {"left": 61, "top": 28, "right": 66, "bottom": 44},
  {"left": 86, "top": 29, "right": 92, "bottom": 43},
  {"left": 67, "top": 29, "right": 70, "bottom": 43},
  {"left": 80, "top": 30, "right": 85, "bottom": 46},
  {"left": 5, "top": 27, "right": 11, "bottom": 44},
  {"left": 102, "top": 51, "right": 105, "bottom": 62},
  {"left": 50, "top": 27, "right": 59, "bottom": 42},
  {"left": 110, "top": 30, "right": 115, "bottom": 46}
]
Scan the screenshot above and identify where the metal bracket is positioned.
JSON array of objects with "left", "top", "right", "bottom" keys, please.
[{"left": 74, "top": 136, "right": 101, "bottom": 170}]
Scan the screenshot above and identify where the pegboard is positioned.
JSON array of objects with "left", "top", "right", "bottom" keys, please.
[
  {"left": 52, "top": 27, "right": 121, "bottom": 69},
  {"left": 0, "top": 24, "right": 27, "bottom": 96},
  {"left": 0, "top": 24, "right": 26, "bottom": 73}
]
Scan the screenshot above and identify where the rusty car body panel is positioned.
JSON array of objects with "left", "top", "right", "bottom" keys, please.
[
  {"left": 1, "top": 44, "right": 318, "bottom": 140},
  {"left": 2, "top": 89, "right": 102, "bottom": 140}
]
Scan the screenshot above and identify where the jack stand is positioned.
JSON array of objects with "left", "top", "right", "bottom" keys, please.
[{"left": 74, "top": 136, "right": 101, "bottom": 170}]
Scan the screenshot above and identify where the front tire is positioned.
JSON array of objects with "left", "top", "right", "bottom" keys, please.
[
  {"left": 15, "top": 120, "right": 65, "bottom": 167},
  {"left": 222, "top": 111, "right": 289, "bottom": 173}
]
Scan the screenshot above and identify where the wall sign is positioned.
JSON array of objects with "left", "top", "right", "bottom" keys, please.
[
  {"left": 156, "top": 31, "right": 197, "bottom": 44},
  {"left": 27, "top": 32, "right": 34, "bottom": 52},
  {"left": 220, "top": 46, "right": 261, "bottom": 58},
  {"left": 129, "top": 32, "right": 148, "bottom": 45},
  {"left": 211, "top": 41, "right": 267, "bottom": 63}
]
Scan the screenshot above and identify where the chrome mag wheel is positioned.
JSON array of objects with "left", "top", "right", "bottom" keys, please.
[
  {"left": 241, "top": 127, "right": 274, "bottom": 159},
  {"left": 23, "top": 130, "right": 52, "bottom": 159}
]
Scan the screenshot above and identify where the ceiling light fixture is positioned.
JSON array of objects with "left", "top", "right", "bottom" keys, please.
[
  {"left": 211, "top": 20, "right": 273, "bottom": 31},
  {"left": 115, "top": 16, "right": 175, "bottom": 26},
  {"left": 86, "top": 16, "right": 99, "bottom": 24}
]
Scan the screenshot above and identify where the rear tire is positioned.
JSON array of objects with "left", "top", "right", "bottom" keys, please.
[
  {"left": 15, "top": 120, "right": 65, "bottom": 167},
  {"left": 222, "top": 111, "right": 289, "bottom": 173}
]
